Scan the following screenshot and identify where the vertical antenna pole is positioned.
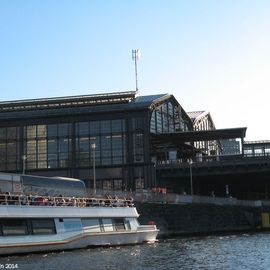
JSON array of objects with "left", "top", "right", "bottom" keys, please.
[{"left": 132, "top": 49, "right": 140, "bottom": 93}]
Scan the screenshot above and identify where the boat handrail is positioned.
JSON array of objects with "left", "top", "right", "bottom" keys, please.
[{"left": 0, "top": 193, "right": 134, "bottom": 208}]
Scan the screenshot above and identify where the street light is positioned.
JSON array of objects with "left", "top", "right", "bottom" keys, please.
[
  {"left": 189, "top": 159, "right": 193, "bottom": 196},
  {"left": 22, "top": 155, "right": 27, "bottom": 175},
  {"left": 91, "top": 143, "right": 96, "bottom": 195}
]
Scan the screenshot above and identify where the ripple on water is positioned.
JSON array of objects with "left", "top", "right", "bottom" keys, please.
[{"left": 2, "top": 233, "right": 270, "bottom": 270}]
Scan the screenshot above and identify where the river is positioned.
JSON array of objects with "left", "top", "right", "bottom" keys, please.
[{"left": 1, "top": 232, "right": 270, "bottom": 270}]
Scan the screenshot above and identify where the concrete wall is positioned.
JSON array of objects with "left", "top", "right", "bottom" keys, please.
[{"left": 136, "top": 202, "right": 264, "bottom": 237}]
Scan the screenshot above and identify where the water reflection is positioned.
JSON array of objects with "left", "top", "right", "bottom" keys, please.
[{"left": 1, "top": 233, "right": 270, "bottom": 270}]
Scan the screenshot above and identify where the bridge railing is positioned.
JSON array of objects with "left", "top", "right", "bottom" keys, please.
[{"left": 156, "top": 153, "right": 270, "bottom": 167}]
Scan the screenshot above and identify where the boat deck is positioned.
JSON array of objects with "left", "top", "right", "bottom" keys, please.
[{"left": 0, "top": 193, "right": 134, "bottom": 208}]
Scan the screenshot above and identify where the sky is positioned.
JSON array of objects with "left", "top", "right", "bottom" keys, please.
[{"left": 0, "top": 0, "right": 270, "bottom": 141}]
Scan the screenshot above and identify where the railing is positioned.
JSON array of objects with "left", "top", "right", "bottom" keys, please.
[
  {"left": 156, "top": 153, "right": 270, "bottom": 167},
  {"left": 0, "top": 193, "right": 134, "bottom": 208}
]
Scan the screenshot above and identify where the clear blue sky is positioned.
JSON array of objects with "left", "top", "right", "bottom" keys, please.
[{"left": 1, "top": 0, "right": 270, "bottom": 140}]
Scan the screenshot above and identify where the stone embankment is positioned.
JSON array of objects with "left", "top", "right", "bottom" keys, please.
[{"left": 134, "top": 192, "right": 270, "bottom": 237}]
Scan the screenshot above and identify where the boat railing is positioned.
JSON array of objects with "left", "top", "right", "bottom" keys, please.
[{"left": 0, "top": 193, "right": 134, "bottom": 208}]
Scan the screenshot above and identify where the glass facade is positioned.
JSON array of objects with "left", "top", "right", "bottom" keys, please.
[
  {"left": 75, "top": 119, "right": 126, "bottom": 167},
  {"left": 132, "top": 118, "right": 144, "bottom": 163},
  {"left": 150, "top": 101, "right": 190, "bottom": 133},
  {"left": 24, "top": 124, "right": 72, "bottom": 169},
  {"left": 0, "top": 95, "right": 183, "bottom": 191},
  {"left": 0, "top": 127, "right": 20, "bottom": 171}
]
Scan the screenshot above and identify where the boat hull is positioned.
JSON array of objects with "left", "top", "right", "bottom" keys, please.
[
  {"left": 0, "top": 229, "right": 158, "bottom": 255},
  {"left": 0, "top": 199, "right": 158, "bottom": 255}
]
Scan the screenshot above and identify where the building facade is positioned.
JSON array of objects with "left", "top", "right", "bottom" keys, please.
[
  {"left": 187, "top": 111, "right": 221, "bottom": 155},
  {"left": 221, "top": 139, "right": 241, "bottom": 155},
  {"left": 0, "top": 91, "right": 192, "bottom": 191},
  {"left": 243, "top": 141, "right": 270, "bottom": 157}
]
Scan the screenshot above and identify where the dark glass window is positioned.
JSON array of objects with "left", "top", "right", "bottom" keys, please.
[
  {"left": 0, "top": 128, "right": 6, "bottom": 140},
  {"left": 100, "top": 120, "right": 111, "bottom": 134},
  {"left": 90, "top": 121, "right": 100, "bottom": 135},
  {"left": 24, "top": 123, "right": 72, "bottom": 169},
  {"left": 58, "top": 123, "right": 70, "bottom": 137},
  {"left": 133, "top": 133, "right": 144, "bottom": 162},
  {"left": 113, "top": 179, "right": 122, "bottom": 190},
  {"left": 132, "top": 118, "right": 143, "bottom": 131},
  {"left": 7, "top": 127, "right": 17, "bottom": 140},
  {"left": 101, "top": 135, "right": 112, "bottom": 165},
  {"left": 111, "top": 120, "right": 122, "bottom": 133},
  {"left": 0, "top": 127, "right": 21, "bottom": 171},
  {"left": 31, "top": 219, "right": 56, "bottom": 235},
  {"left": 75, "top": 119, "right": 126, "bottom": 168},
  {"left": 47, "top": 124, "right": 58, "bottom": 137},
  {"left": 1, "top": 219, "right": 28, "bottom": 236},
  {"left": 77, "top": 122, "right": 89, "bottom": 136},
  {"left": 114, "top": 218, "right": 125, "bottom": 231}
]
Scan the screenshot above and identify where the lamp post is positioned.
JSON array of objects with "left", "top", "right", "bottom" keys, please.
[
  {"left": 91, "top": 143, "right": 96, "bottom": 195},
  {"left": 22, "top": 155, "right": 27, "bottom": 175},
  {"left": 189, "top": 160, "right": 193, "bottom": 196}
]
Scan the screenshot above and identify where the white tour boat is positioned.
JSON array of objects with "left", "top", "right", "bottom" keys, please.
[{"left": 0, "top": 193, "right": 159, "bottom": 255}]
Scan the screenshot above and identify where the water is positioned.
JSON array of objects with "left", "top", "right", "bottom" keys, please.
[{"left": 1, "top": 232, "right": 270, "bottom": 270}]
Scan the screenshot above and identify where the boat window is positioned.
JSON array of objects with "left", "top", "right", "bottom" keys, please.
[
  {"left": 81, "top": 218, "right": 101, "bottom": 233},
  {"left": 63, "top": 218, "right": 82, "bottom": 232},
  {"left": 124, "top": 219, "right": 131, "bottom": 230},
  {"left": 1, "top": 219, "right": 28, "bottom": 236},
  {"left": 31, "top": 219, "right": 56, "bottom": 235},
  {"left": 114, "top": 218, "right": 125, "bottom": 231},
  {"left": 102, "top": 218, "right": 114, "bottom": 232}
]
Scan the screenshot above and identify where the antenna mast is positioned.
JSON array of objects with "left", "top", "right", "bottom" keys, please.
[{"left": 132, "top": 49, "right": 141, "bottom": 93}]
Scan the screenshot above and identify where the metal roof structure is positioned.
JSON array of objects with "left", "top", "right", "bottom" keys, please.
[
  {"left": 0, "top": 91, "right": 177, "bottom": 121},
  {"left": 151, "top": 128, "right": 247, "bottom": 148},
  {"left": 187, "top": 111, "right": 206, "bottom": 123},
  {"left": 0, "top": 91, "right": 137, "bottom": 113}
]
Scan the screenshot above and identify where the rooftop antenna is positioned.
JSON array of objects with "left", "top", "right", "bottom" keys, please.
[{"left": 132, "top": 49, "right": 141, "bottom": 93}]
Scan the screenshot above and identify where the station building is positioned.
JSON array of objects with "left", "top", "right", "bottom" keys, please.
[
  {"left": 187, "top": 111, "right": 222, "bottom": 156},
  {"left": 0, "top": 91, "right": 193, "bottom": 191}
]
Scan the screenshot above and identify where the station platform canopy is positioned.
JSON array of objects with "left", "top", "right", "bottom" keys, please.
[{"left": 151, "top": 127, "right": 247, "bottom": 150}]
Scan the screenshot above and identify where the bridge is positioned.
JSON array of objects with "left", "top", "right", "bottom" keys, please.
[{"left": 156, "top": 154, "right": 270, "bottom": 200}]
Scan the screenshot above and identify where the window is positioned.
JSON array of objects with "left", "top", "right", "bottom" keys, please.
[
  {"left": 63, "top": 218, "right": 82, "bottom": 232},
  {"left": 111, "top": 120, "right": 122, "bottom": 133},
  {"left": 103, "top": 180, "right": 113, "bottom": 191},
  {"left": 23, "top": 123, "right": 71, "bottom": 170},
  {"left": 124, "top": 219, "right": 131, "bottom": 230},
  {"left": 48, "top": 124, "right": 58, "bottom": 137},
  {"left": 113, "top": 179, "right": 122, "bottom": 190},
  {"left": 31, "top": 219, "right": 56, "bottom": 235},
  {"left": 132, "top": 118, "right": 143, "bottom": 131},
  {"left": 0, "top": 127, "right": 20, "bottom": 171},
  {"left": 77, "top": 122, "right": 89, "bottom": 136},
  {"left": 75, "top": 119, "right": 126, "bottom": 167},
  {"left": 102, "top": 218, "right": 114, "bottom": 232},
  {"left": 254, "top": 147, "right": 263, "bottom": 156},
  {"left": 133, "top": 133, "right": 144, "bottom": 162},
  {"left": 100, "top": 120, "right": 111, "bottom": 134},
  {"left": 82, "top": 218, "right": 101, "bottom": 233},
  {"left": 1, "top": 219, "right": 28, "bottom": 236},
  {"left": 89, "top": 121, "right": 100, "bottom": 135},
  {"left": 244, "top": 148, "right": 253, "bottom": 156},
  {"left": 135, "top": 178, "right": 144, "bottom": 189},
  {"left": 114, "top": 218, "right": 125, "bottom": 231}
]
